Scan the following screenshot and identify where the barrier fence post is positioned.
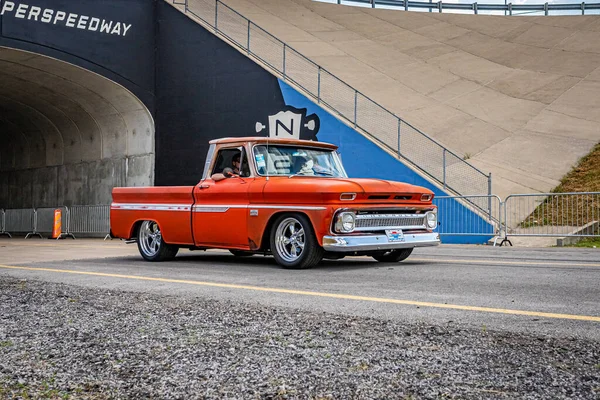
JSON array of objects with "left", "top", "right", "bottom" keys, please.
[
  {"left": 62, "top": 206, "right": 76, "bottom": 239},
  {"left": 25, "top": 208, "right": 43, "bottom": 239},
  {"left": 0, "top": 209, "right": 11, "bottom": 238}
]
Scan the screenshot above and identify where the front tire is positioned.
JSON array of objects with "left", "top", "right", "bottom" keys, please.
[
  {"left": 137, "top": 220, "right": 179, "bottom": 261},
  {"left": 372, "top": 248, "right": 413, "bottom": 263},
  {"left": 270, "top": 214, "right": 323, "bottom": 269}
]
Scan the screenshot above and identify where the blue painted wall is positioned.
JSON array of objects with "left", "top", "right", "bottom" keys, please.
[{"left": 278, "top": 80, "right": 493, "bottom": 244}]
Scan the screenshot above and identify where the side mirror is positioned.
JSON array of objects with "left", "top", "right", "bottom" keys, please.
[{"left": 222, "top": 167, "right": 235, "bottom": 178}]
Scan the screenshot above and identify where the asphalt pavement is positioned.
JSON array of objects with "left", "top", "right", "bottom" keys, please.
[{"left": 1, "top": 238, "right": 598, "bottom": 341}]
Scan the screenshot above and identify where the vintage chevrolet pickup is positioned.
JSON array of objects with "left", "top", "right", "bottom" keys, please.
[{"left": 110, "top": 137, "right": 440, "bottom": 269}]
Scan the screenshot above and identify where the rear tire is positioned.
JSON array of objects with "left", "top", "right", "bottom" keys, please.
[
  {"left": 372, "top": 248, "right": 413, "bottom": 263},
  {"left": 270, "top": 214, "right": 323, "bottom": 269},
  {"left": 137, "top": 220, "right": 179, "bottom": 262}
]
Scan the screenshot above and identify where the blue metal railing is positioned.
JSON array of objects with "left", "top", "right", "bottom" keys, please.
[{"left": 324, "top": 0, "right": 600, "bottom": 16}]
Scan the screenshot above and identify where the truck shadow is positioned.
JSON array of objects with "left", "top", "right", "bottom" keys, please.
[{"left": 172, "top": 252, "right": 422, "bottom": 272}]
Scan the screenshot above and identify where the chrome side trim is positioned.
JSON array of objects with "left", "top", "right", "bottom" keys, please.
[
  {"left": 253, "top": 205, "right": 327, "bottom": 210},
  {"left": 322, "top": 232, "right": 440, "bottom": 252},
  {"left": 112, "top": 203, "right": 326, "bottom": 212},
  {"left": 193, "top": 207, "right": 230, "bottom": 213},
  {"left": 111, "top": 203, "right": 191, "bottom": 211},
  {"left": 192, "top": 205, "right": 247, "bottom": 213}
]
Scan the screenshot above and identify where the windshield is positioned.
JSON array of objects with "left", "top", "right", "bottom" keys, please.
[{"left": 253, "top": 144, "right": 347, "bottom": 178}]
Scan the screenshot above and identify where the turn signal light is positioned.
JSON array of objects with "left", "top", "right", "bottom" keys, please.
[{"left": 421, "top": 194, "right": 433, "bottom": 202}]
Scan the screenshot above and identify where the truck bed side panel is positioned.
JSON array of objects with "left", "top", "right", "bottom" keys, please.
[{"left": 111, "top": 186, "right": 195, "bottom": 245}]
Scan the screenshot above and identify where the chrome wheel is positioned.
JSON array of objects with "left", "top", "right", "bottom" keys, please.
[
  {"left": 139, "top": 221, "right": 162, "bottom": 258},
  {"left": 274, "top": 217, "right": 305, "bottom": 263}
]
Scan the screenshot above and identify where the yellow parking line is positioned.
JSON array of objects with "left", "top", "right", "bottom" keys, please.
[
  {"left": 410, "top": 258, "right": 600, "bottom": 268},
  {"left": 1, "top": 264, "right": 599, "bottom": 322}
]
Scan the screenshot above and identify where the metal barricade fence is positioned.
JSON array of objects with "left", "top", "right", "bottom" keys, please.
[
  {"left": 433, "top": 195, "right": 502, "bottom": 238},
  {"left": 504, "top": 192, "right": 600, "bottom": 238},
  {"left": 68, "top": 205, "right": 111, "bottom": 239},
  {"left": 0, "top": 209, "right": 10, "bottom": 238},
  {"left": 3, "top": 208, "right": 37, "bottom": 238},
  {"left": 171, "top": 0, "right": 492, "bottom": 200}
]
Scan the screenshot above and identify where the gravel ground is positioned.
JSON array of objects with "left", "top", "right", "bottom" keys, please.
[{"left": 0, "top": 276, "right": 598, "bottom": 399}]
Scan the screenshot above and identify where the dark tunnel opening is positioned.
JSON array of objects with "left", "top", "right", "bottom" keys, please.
[{"left": 0, "top": 46, "right": 154, "bottom": 209}]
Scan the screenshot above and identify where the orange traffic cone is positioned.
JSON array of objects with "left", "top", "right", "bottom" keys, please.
[{"left": 51, "top": 209, "right": 62, "bottom": 239}]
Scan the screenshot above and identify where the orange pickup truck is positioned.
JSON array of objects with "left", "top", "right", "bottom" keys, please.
[{"left": 110, "top": 137, "right": 439, "bottom": 269}]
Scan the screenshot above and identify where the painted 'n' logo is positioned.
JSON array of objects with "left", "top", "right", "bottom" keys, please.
[{"left": 255, "top": 106, "right": 320, "bottom": 141}]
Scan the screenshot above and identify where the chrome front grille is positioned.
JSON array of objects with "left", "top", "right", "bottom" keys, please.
[{"left": 355, "top": 214, "right": 426, "bottom": 231}]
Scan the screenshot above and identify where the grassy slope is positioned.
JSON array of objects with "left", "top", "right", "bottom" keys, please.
[
  {"left": 552, "top": 143, "right": 600, "bottom": 193},
  {"left": 521, "top": 143, "right": 600, "bottom": 229}
]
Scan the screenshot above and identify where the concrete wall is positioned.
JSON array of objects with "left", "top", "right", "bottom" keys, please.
[{"left": 0, "top": 155, "right": 153, "bottom": 209}]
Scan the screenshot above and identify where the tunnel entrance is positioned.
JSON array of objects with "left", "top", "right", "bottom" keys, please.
[{"left": 0, "top": 46, "right": 154, "bottom": 209}]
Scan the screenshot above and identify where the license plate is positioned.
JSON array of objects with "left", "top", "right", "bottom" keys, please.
[{"left": 385, "top": 229, "right": 405, "bottom": 242}]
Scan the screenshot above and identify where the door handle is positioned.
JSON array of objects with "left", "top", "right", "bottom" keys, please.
[{"left": 199, "top": 185, "right": 210, "bottom": 189}]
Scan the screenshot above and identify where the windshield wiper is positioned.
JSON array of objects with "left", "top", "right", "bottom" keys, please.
[{"left": 288, "top": 172, "right": 309, "bottom": 179}]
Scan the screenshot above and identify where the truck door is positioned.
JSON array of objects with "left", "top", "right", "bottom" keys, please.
[{"left": 192, "top": 147, "right": 251, "bottom": 247}]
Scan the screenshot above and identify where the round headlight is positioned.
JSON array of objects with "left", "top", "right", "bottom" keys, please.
[
  {"left": 342, "top": 213, "right": 355, "bottom": 232},
  {"left": 426, "top": 211, "right": 437, "bottom": 229},
  {"left": 336, "top": 212, "right": 356, "bottom": 233}
]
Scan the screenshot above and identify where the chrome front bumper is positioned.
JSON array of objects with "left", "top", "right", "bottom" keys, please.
[{"left": 322, "top": 232, "right": 440, "bottom": 252}]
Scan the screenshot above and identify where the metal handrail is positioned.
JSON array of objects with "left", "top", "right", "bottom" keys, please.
[
  {"left": 328, "top": 0, "right": 600, "bottom": 15},
  {"left": 170, "top": 0, "right": 492, "bottom": 198}
]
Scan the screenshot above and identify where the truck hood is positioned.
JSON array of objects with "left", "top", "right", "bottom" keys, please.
[{"left": 261, "top": 177, "right": 433, "bottom": 204}]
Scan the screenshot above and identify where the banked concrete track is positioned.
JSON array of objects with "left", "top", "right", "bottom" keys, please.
[{"left": 180, "top": 0, "right": 600, "bottom": 198}]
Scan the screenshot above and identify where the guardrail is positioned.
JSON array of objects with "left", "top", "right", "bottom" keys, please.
[
  {"left": 169, "top": 0, "right": 492, "bottom": 199},
  {"left": 322, "top": 0, "right": 600, "bottom": 16}
]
